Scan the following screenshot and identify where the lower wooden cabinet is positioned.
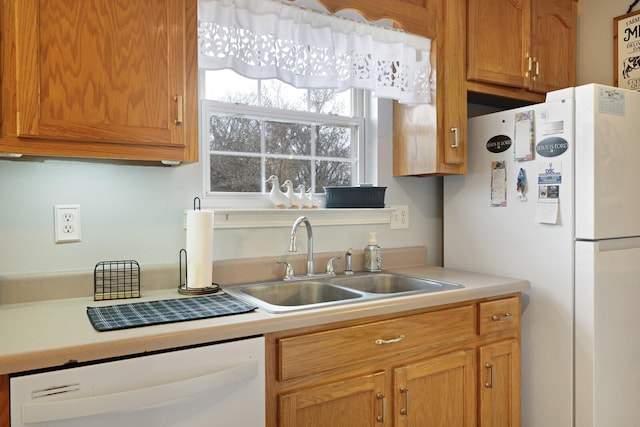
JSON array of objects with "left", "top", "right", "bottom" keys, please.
[
  {"left": 266, "top": 294, "right": 522, "bottom": 427},
  {"left": 479, "top": 340, "right": 521, "bottom": 427},
  {"left": 279, "top": 371, "right": 387, "bottom": 427},
  {"left": 394, "top": 349, "right": 476, "bottom": 426}
]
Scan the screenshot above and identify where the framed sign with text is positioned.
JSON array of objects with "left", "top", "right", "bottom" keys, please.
[{"left": 615, "top": 10, "right": 640, "bottom": 90}]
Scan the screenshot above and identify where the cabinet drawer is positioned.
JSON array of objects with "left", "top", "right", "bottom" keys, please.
[
  {"left": 278, "top": 305, "right": 474, "bottom": 381},
  {"left": 478, "top": 296, "right": 520, "bottom": 335}
]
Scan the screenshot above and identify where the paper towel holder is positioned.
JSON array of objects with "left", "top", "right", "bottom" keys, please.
[{"left": 178, "top": 248, "right": 220, "bottom": 295}]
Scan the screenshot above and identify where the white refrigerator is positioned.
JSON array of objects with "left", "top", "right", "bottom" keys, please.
[{"left": 443, "top": 83, "right": 640, "bottom": 427}]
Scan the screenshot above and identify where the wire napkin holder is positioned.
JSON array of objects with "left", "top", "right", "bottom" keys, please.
[{"left": 94, "top": 260, "right": 141, "bottom": 301}]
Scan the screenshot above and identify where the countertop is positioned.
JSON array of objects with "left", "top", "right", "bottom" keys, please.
[{"left": 0, "top": 266, "right": 529, "bottom": 376}]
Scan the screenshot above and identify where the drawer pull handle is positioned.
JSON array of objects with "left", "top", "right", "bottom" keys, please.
[
  {"left": 450, "top": 127, "right": 459, "bottom": 148},
  {"left": 174, "top": 95, "right": 184, "bottom": 125},
  {"left": 376, "top": 393, "right": 387, "bottom": 423},
  {"left": 485, "top": 363, "right": 494, "bottom": 388},
  {"left": 491, "top": 313, "right": 513, "bottom": 321},
  {"left": 400, "top": 387, "right": 410, "bottom": 416},
  {"left": 375, "top": 335, "right": 405, "bottom": 345}
]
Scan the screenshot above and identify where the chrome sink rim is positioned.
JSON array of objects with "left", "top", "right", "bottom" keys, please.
[{"left": 223, "top": 272, "right": 464, "bottom": 314}]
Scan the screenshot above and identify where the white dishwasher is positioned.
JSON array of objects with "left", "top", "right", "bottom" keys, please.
[{"left": 10, "top": 336, "right": 265, "bottom": 427}]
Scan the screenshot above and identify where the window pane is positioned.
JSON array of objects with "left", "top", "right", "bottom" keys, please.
[
  {"left": 315, "top": 160, "right": 353, "bottom": 192},
  {"left": 261, "top": 79, "right": 308, "bottom": 111},
  {"left": 265, "top": 158, "right": 311, "bottom": 189},
  {"left": 316, "top": 125, "right": 352, "bottom": 158},
  {"left": 210, "top": 115, "right": 261, "bottom": 153},
  {"left": 309, "top": 89, "right": 350, "bottom": 115},
  {"left": 210, "top": 155, "right": 262, "bottom": 192},
  {"left": 205, "top": 70, "right": 259, "bottom": 104},
  {"left": 265, "top": 121, "right": 311, "bottom": 155}
]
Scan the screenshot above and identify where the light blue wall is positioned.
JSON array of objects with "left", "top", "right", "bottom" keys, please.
[
  {"left": 0, "top": 99, "right": 443, "bottom": 275},
  {"left": 0, "top": 0, "right": 619, "bottom": 276}
]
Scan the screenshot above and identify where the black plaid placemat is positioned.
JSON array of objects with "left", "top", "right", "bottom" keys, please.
[{"left": 87, "top": 293, "right": 256, "bottom": 332}]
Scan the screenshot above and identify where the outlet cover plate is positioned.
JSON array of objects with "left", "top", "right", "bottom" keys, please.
[
  {"left": 54, "top": 204, "right": 81, "bottom": 243},
  {"left": 390, "top": 205, "right": 409, "bottom": 229}
]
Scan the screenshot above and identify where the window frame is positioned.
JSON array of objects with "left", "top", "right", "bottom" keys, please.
[{"left": 199, "top": 71, "right": 368, "bottom": 208}]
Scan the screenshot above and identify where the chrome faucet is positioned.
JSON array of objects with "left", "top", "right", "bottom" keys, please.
[{"left": 289, "top": 216, "right": 315, "bottom": 275}]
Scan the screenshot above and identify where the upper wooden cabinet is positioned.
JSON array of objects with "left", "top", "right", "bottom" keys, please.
[
  {"left": 467, "top": 0, "right": 576, "bottom": 102},
  {"left": 318, "top": 0, "right": 467, "bottom": 176},
  {"left": 0, "top": 0, "right": 198, "bottom": 163},
  {"left": 393, "top": 0, "right": 468, "bottom": 176}
]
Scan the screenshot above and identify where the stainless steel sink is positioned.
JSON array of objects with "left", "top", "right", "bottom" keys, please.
[
  {"left": 223, "top": 273, "right": 463, "bottom": 314},
  {"left": 224, "top": 280, "right": 363, "bottom": 313},
  {"left": 330, "top": 273, "right": 463, "bottom": 294}
]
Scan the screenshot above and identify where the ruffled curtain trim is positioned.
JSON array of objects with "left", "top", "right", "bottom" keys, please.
[{"left": 198, "top": 0, "right": 433, "bottom": 104}]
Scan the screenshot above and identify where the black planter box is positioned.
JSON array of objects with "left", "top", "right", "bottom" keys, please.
[{"left": 324, "top": 186, "right": 386, "bottom": 208}]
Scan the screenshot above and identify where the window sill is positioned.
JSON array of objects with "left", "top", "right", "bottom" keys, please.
[{"left": 201, "top": 208, "right": 393, "bottom": 229}]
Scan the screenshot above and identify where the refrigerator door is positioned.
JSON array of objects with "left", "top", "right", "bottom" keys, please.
[
  {"left": 444, "top": 97, "right": 575, "bottom": 427},
  {"left": 575, "top": 84, "right": 640, "bottom": 240},
  {"left": 575, "top": 238, "right": 640, "bottom": 427}
]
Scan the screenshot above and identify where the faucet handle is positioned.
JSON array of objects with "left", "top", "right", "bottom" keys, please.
[
  {"left": 277, "top": 261, "right": 295, "bottom": 280},
  {"left": 326, "top": 256, "right": 341, "bottom": 274},
  {"left": 344, "top": 248, "right": 353, "bottom": 275}
]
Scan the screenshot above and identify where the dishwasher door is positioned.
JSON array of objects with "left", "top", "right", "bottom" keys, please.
[{"left": 10, "top": 336, "right": 265, "bottom": 427}]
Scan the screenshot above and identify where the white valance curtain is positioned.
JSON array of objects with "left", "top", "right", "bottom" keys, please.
[{"left": 198, "top": 0, "right": 433, "bottom": 104}]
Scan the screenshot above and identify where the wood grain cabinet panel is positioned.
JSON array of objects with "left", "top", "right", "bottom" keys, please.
[
  {"left": 479, "top": 339, "right": 521, "bottom": 427},
  {"left": 1, "top": 0, "right": 197, "bottom": 162},
  {"left": 478, "top": 296, "right": 521, "bottom": 336},
  {"left": 467, "top": 0, "right": 576, "bottom": 101},
  {"left": 279, "top": 371, "right": 387, "bottom": 427},
  {"left": 278, "top": 306, "right": 474, "bottom": 381},
  {"left": 394, "top": 350, "right": 476, "bottom": 427}
]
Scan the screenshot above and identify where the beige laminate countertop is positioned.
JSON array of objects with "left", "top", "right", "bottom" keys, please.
[{"left": 0, "top": 266, "right": 529, "bottom": 376}]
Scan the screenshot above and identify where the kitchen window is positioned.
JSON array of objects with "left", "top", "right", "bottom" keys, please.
[
  {"left": 201, "top": 69, "right": 365, "bottom": 198},
  {"left": 197, "top": 0, "right": 432, "bottom": 208}
]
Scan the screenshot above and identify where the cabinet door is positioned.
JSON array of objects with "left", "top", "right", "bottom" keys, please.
[
  {"left": 394, "top": 350, "right": 476, "bottom": 427},
  {"left": 441, "top": 0, "right": 467, "bottom": 170},
  {"left": 13, "top": 0, "right": 186, "bottom": 151},
  {"left": 279, "top": 371, "right": 387, "bottom": 427},
  {"left": 529, "top": 0, "right": 576, "bottom": 94},
  {"left": 392, "top": 0, "right": 467, "bottom": 176},
  {"left": 479, "top": 340, "right": 521, "bottom": 427},
  {"left": 467, "top": 0, "right": 531, "bottom": 88}
]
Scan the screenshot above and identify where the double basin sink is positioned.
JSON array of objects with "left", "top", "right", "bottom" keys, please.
[{"left": 223, "top": 272, "right": 463, "bottom": 313}]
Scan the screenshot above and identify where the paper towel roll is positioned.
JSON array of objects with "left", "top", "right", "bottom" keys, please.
[{"left": 185, "top": 209, "right": 214, "bottom": 288}]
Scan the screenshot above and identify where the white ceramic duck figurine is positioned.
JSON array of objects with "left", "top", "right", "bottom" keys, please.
[
  {"left": 306, "top": 188, "right": 321, "bottom": 208},
  {"left": 296, "top": 184, "right": 313, "bottom": 208},
  {"left": 266, "top": 175, "right": 291, "bottom": 208},
  {"left": 281, "top": 180, "right": 303, "bottom": 209}
]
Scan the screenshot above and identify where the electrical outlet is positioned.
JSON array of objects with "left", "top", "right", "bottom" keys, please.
[
  {"left": 390, "top": 205, "right": 409, "bottom": 230},
  {"left": 54, "top": 204, "right": 81, "bottom": 243}
]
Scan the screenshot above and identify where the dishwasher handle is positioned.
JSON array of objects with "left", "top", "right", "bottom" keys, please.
[{"left": 22, "top": 360, "right": 259, "bottom": 424}]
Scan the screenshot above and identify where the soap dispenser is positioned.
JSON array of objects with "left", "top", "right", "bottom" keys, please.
[{"left": 363, "top": 232, "right": 382, "bottom": 272}]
